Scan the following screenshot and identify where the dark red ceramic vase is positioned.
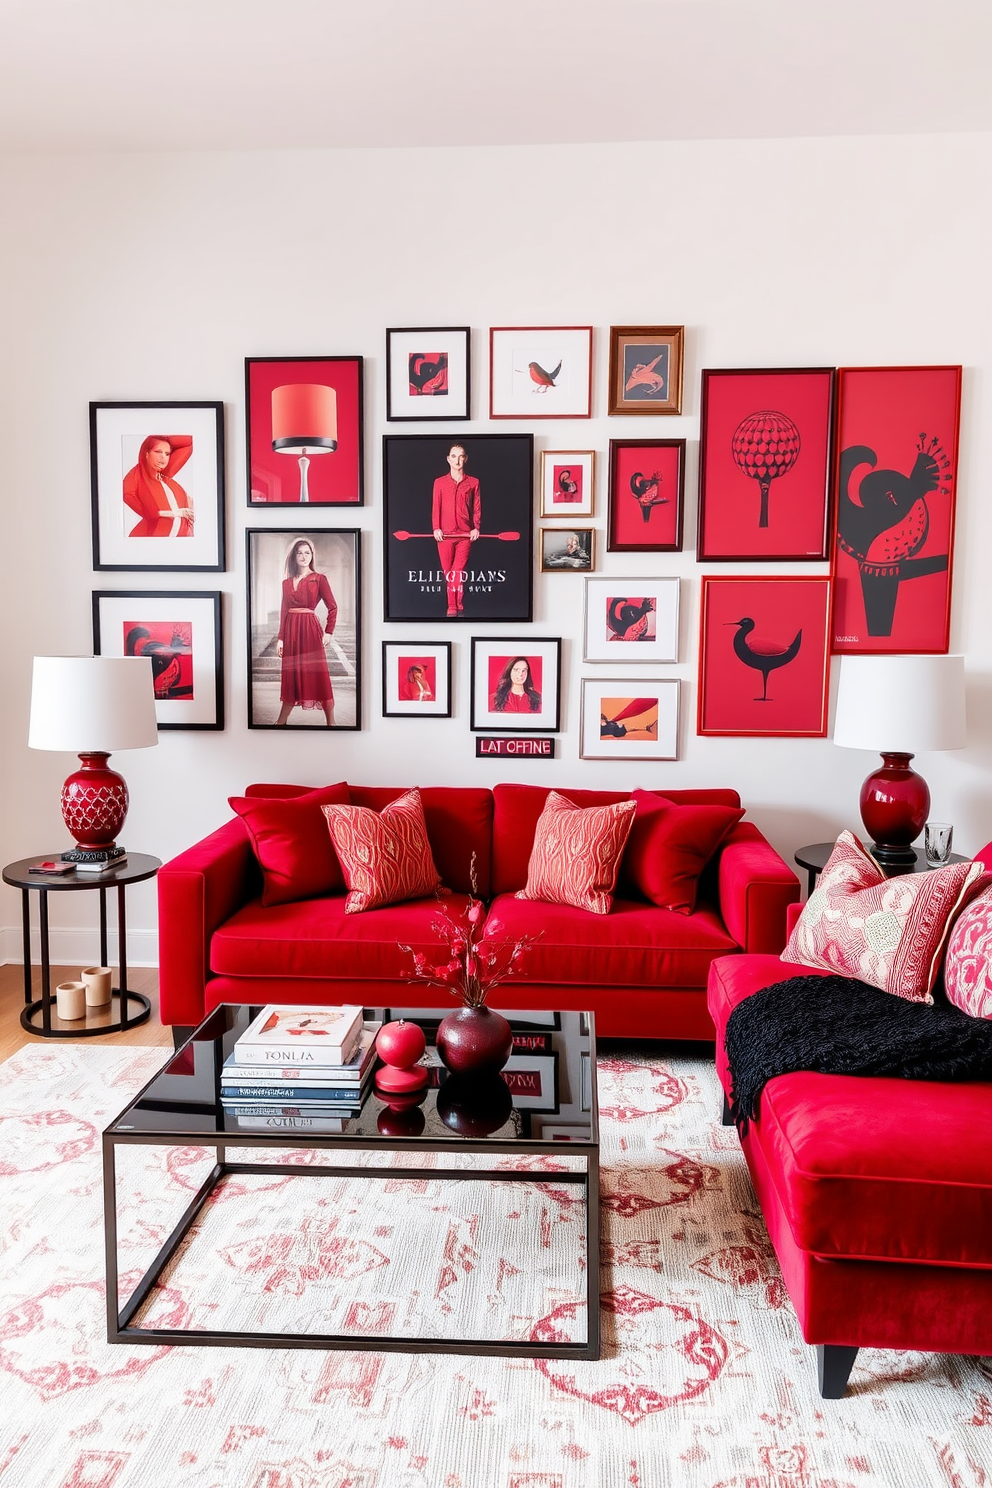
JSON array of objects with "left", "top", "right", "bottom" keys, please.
[{"left": 436, "top": 1005, "right": 513, "bottom": 1075}]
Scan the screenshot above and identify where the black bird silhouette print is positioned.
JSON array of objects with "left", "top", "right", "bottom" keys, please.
[{"left": 728, "top": 617, "right": 803, "bottom": 702}]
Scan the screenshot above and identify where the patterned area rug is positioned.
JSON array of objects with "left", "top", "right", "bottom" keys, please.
[{"left": 2, "top": 1044, "right": 991, "bottom": 1488}]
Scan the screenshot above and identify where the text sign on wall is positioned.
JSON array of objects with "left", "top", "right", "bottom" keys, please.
[{"left": 476, "top": 736, "right": 556, "bottom": 759}]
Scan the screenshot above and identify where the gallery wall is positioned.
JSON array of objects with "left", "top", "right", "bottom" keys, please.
[{"left": 2, "top": 129, "right": 991, "bottom": 962}]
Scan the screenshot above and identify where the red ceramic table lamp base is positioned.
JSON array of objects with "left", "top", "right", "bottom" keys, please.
[
  {"left": 61, "top": 752, "right": 130, "bottom": 852},
  {"left": 859, "top": 751, "right": 930, "bottom": 867}
]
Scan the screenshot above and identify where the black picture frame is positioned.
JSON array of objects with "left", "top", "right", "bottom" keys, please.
[
  {"left": 470, "top": 637, "right": 562, "bottom": 732},
  {"left": 92, "top": 590, "right": 224, "bottom": 731},
  {"left": 385, "top": 327, "right": 471, "bottom": 421},
  {"left": 381, "top": 641, "right": 453, "bottom": 717},
  {"left": 383, "top": 434, "right": 534, "bottom": 622}
]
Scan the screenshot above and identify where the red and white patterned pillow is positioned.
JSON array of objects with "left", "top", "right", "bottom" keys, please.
[
  {"left": 322, "top": 788, "right": 443, "bottom": 914},
  {"left": 516, "top": 790, "right": 637, "bottom": 915},
  {"left": 781, "top": 829, "right": 986, "bottom": 1003},
  {"left": 943, "top": 885, "right": 992, "bottom": 1019}
]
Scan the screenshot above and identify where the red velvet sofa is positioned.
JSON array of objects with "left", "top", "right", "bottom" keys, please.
[
  {"left": 158, "top": 783, "right": 799, "bottom": 1040},
  {"left": 708, "top": 902, "right": 992, "bottom": 1398}
]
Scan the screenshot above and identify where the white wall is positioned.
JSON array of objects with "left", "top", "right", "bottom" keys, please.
[{"left": 2, "top": 133, "right": 991, "bottom": 962}]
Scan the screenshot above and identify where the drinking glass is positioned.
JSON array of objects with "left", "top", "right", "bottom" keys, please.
[{"left": 924, "top": 821, "right": 953, "bottom": 867}]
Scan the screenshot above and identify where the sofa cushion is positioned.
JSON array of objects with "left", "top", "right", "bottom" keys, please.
[
  {"left": 487, "top": 891, "right": 738, "bottom": 988},
  {"left": 516, "top": 790, "right": 636, "bottom": 914},
  {"left": 943, "top": 885, "right": 992, "bottom": 1019},
  {"left": 323, "top": 789, "right": 442, "bottom": 913},
  {"left": 620, "top": 789, "right": 745, "bottom": 913},
  {"left": 229, "top": 782, "right": 350, "bottom": 907},
  {"left": 211, "top": 892, "right": 473, "bottom": 981}
]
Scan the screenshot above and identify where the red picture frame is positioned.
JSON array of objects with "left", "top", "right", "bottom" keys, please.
[
  {"left": 697, "top": 576, "right": 832, "bottom": 737},
  {"left": 830, "top": 366, "right": 961, "bottom": 654},
  {"left": 608, "top": 440, "right": 685, "bottom": 552},
  {"left": 697, "top": 368, "right": 835, "bottom": 561},
  {"left": 246, "top": 356, "right": 364, "bottom": 506}
]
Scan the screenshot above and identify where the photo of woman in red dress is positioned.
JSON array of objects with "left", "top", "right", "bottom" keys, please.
[
  {"left": 122, "top": 434, "right": 194, "bottom": 537},
  {"left": 275, "top": 538, "right": 338, "bottom": 725},
  {"left": 490, "top": 656, "right": 542, "bottom": 714}
]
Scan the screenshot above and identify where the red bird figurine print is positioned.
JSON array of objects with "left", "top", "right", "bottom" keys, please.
[{"left": 525, "top": 359, "right": 562, "bottom": 391}]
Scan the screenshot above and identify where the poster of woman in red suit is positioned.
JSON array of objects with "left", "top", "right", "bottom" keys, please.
[
  {"left": 432, "top": 443, "right": 481, "bottom": 615},
  {"left": 122, "top": 434, "right": 194, "bottom": 537}
]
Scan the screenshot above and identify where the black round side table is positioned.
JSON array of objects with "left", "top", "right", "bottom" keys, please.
[
  {"left": 2, "top": 853, "right": 161, "bottom": 1038},
  {"left": 794, "top": 842, "right": 968, "bottom": 897}
]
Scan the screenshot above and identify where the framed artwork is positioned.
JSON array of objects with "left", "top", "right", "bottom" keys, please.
[
  {"left": 608, "top": 439, "right": 685, "bottom": 551},
  {"left": 381, "top": 641, "right": 452, "bottom": 718},
  {"left": 89, "top": 402, "right": 225, "bottom": 572},
  {"left": 830, "top": 366, "right": 961, "bottom": 654},
  {"left": 540, "top": 527, "right": 595, "bottom": 572},
  {"left": 470, "top": 638, "right": 562, "bottom": 732},
  {"left": 580, "top": 680, "right": 679, "bottom": 761},
  {"left": 501, "top": 1052, "right": 560, "bottom": 1113},
  {"left": 540, "top": 450, "right": 595, "bottom": 517},
  {"left": 92, "top": 590, "right": 223, "bottom": 731},
  {"left": 608, "top": 326, "right": 684, "bottom": 415},
  {"left": 534, "top": 1124, "right": 589, "bottom": 1142},
  {"left": 489, "top": 327, "right": 592, "bottom": 419},
  {"left": 583, "top": 577, "right": 679, "bottom": 663},
  {"left": 245, "top": 356, "right": 363, "bottom": 506},
  {"left": 698, "top": 575, "right": 832, "bottom": 737},
  {"left": 385, "top": 327, "right": 470, "bottom": 421},
  {"left": 383, "top": 434, "right": 534, "bottom": 622},
  {"left": 246, "top": 529, "right": 361, "bottom": 730},
  {"left": 697, "top": 368, "right": 835, "bottom": 561}
]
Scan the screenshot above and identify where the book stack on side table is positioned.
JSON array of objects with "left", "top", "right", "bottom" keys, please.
[{"left": 222, "top": 1004, "right": 380, "bottom": 1132}]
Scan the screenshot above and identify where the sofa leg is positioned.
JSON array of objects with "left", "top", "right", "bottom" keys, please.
[
  {"left": 171, "top": 1025, "right": 195, "bottom": 1052},
  {"left": 817, "top": 1344, "right": 859, "bottom": 1398},
  {"left": 721, "top": 1093, "right": 734, "bottom": 1126}
]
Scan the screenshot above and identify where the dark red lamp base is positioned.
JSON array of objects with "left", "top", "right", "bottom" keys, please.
[
  {"left": 60, "top": 752, "right": 129, "bottom": 852},
  {"left": 859, "top": 751, "right": 930, "bottom": 867}
]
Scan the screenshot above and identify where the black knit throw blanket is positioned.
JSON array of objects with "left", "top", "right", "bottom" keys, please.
[{"left": 725, "top": 975, "right": 992, "bottom": 1133}]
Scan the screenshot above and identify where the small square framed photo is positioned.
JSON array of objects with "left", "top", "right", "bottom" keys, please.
[
  {"left": 608, "top": 326, "right": 684, "bottom": 415},
  {"left": 245, "top": 356, "right": 363, "bottom": 506},
  {"left": 92, "top": 590, "right": 223, "bottom": 730},
  {"left": 540, "top": 527, "right": 595, "bottom": 572},
  {"left": 580, "top": 679, "right": 680, "bottom": 760},
  {"left": 471, "top": 639, "right": 562, "bottom": 731},
  {"left": 89, "top": 402, "right": 225, "bottom": 572},
  {"left": 385, "top": 327, "right": 471, "bottom": 421},
  {"left": 382, "top": 642, "right": 452, "bottom": 717},
  {"left": 608, "top": 439, "right": 685, "bottom": 551},
  {"left": 540, "top": 450, "right": 595, "bottom": 517},
  {"left": 490, "top": 327, "right": 592, "bottom": 419},
  {"left": 583, "top": 577, "right": 679, "bottom": 662}
]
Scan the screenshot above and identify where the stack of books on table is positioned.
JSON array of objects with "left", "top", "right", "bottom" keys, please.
[{"left": 222, "top": 1004, "right": 379, "bottom": 1131}]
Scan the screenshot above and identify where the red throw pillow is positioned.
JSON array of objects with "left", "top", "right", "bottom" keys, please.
[
  {"left": 781, "top": 829, "right": 987, "bottom": 1003},
  {"left": 229, "top": 783, "right": 351, "bottom": 908},
  {"left": 516, "top": 790, "right": 637, "bottom": 915},
  {"left": 620, "top": 789, "right": 745, "bottom": 913},
  {"left": 322, "top": 787, "right": 443, "bottom": 914}
]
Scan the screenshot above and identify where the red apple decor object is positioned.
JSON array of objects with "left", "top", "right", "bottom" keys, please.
[
  {"left": 376, "top": 1101, "right": 427, "bottom": 1137},
  {"left": 374, "top": 1020, "right": 428, "bottom": 1094}
]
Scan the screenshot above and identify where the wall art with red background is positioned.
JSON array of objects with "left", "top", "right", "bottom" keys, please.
[
  {"left": 608, "top": 440, "right": 685, "bottom": 552},
  {"left": 246, "top": 356, "right": 363, "bottom": 505}
]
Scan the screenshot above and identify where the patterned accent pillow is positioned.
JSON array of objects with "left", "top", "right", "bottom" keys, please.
[
  {"left": 943, "top": 885, "right": 992, "bottom": 1019},
  {"left": 781, "top": 829, "right": 986, "bottom": 1003},
  {"left": 322, "top": 788, "right": 443, "bottom": 914},
  {"left": 516, "top": 790, "right": 637, "bottom": 915}
]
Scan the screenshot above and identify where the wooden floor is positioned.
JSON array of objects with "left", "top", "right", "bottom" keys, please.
[{"left": 0, "top": 962, "right": 172, "bottom": 1061}]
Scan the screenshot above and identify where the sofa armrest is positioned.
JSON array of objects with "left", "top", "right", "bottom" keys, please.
[
  {"left": 157, "top": 819, "right": 258, "bottom": 1026},
  {"left": 717, "top": 822, "right": 800, "bottom": 953}
]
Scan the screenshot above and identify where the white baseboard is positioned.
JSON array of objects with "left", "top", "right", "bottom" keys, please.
[{"left": 0, "top": 923, "right": 158, "bottom": 969}]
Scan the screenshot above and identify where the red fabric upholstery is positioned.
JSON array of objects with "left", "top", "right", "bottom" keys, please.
[
  {"left": 717, "top": 823, "right": 802, "bottom": 952},
  {"left": 620, "top": 789, "right": 744, "bottom": 913},
  {"left": 229, "top": 782, "right": 350, "bottom": 907}
]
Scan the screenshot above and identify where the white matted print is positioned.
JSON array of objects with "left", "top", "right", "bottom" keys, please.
[
  {"left": 386, "top": 327, "right": 471, "bottom": 421},
  {"left": 489, "top": 327, "right": 592, "bottom": 419},
  {"left": 540, "top": 450, "right": 595, "bottom": 516},
  {"left": 92, "top": 590, "right": 223, "bottom": 730},
  {"left": 581, "top": 679, "right": 680, "bottom": 760},
  {"left": 89, "top": 402, "right": 224, "bottom": 571},
  {"left": 583, "top": 577, "right": 679, "bottom": 662},
  {"left": 471, "top": 638, "right": 561, "bottom": 732},
  {"left": 382, "top": 641, "right": 452, "bottom": 717}
]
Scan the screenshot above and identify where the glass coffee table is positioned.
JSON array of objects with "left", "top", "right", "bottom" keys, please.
[{"left": 103, "top": 1004, "right": 599, "bottom": 1359}]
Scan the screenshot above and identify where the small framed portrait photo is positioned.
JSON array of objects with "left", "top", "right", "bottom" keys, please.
[
  {"left": 471, "top": 638, "right": 562, "bottom": 732},
  {"left": 540, "top": 527, "right": 595, "bottom": 572},
  {"left": 583, "top": 577, "right": 679, "bottom": 663},
  {"left": 608, "top": 439, "right": 685, "bottom": 552},
  {"left": 92, "top": 590, "right": 223, "bottom": 730},
  {"left": 490, "top": 327, "right": 592, "bottom": 419},
  {"left": 385, "top": 327, "right": 471, "bottom": 422},
  {"left": 580, "top": 679, "right": 680, "bottom": 761},
  {"left": 540, "top": 450, "right": 595, "bottom": 517},
  {"left": 382, "top": 642, "right": 452, "bottom": 718},
  {"left": 608, "top": 326, "right": 684, "bottom": 415},
  {"left": 245, "top": 356, "right": 363, "bottom": 506}
]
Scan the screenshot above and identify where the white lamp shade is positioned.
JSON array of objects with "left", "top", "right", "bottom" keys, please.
[
  {"left": 28, "top": 657, "right": 158, "bottom": 753},
  {"left": 833, "top": 654, "right": 966, "bottom": 753}
]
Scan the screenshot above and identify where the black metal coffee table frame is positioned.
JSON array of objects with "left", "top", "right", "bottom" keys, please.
[{"left": 103, "top": 1005, "right": 600, "bottom": 1360}]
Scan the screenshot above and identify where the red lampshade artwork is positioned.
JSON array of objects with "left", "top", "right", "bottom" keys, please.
[{"left": 271, "top": 384, "right": 338, "bottom": 503}]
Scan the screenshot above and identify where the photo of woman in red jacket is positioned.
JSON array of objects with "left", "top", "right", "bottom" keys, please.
[{"left": 122, "top": 434, "right": 194, "bottom": 537}]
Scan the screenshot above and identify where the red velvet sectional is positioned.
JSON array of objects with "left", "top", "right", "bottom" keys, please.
[{"left": 158, "top": 782, "right": 799, "bottom": 1038}]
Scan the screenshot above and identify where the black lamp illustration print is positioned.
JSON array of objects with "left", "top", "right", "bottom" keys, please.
[
  {"left": 728, "top": 617, "right": 802, "bottom": 702},
  {"left": 731, "top": 410, "right": 801, "bottom": 528},
  {"left": 837, "top": 433, "right": 952, "bottom": 636}
]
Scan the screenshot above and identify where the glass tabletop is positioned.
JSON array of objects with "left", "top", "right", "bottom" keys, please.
[{"left": 108, "top": 1004, "right": 597, "bottom": 1148}]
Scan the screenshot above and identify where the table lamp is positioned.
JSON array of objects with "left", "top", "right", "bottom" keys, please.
[
  {"left": 28, "top": 656, "right": 158, "bottom": 860},
  {"left": 271, "top": 383, "right": 338, "bottom": 503},
  {"left": 832, "top": 653, "right": 966, "bottom": 866}
]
